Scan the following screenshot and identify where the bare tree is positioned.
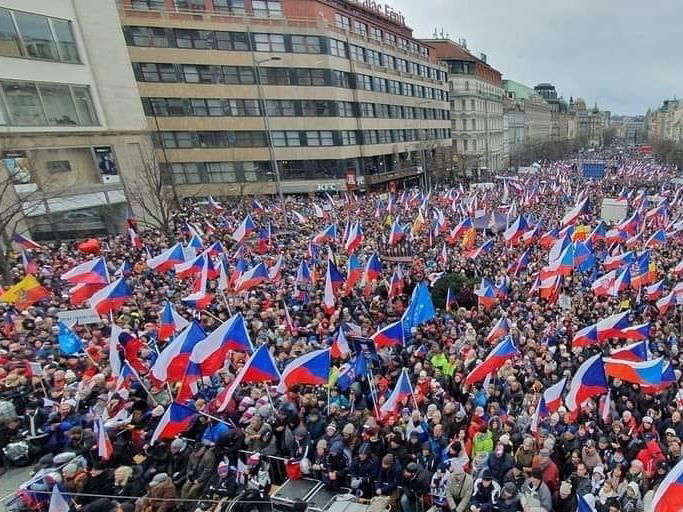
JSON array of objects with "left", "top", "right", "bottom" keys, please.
[
  {"left": 124, "top": 139, "right": 179, "bottom": 237},
  {"left": 0, "top": 137, "right": 67, "bottom": 284}
]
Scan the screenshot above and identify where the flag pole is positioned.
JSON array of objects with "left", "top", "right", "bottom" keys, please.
[
  {"left": 219, "top": 288, "right": 232, "bottom": 316},
  {"left": 178, "top": 402, "right": 236, "bottom": 429}
]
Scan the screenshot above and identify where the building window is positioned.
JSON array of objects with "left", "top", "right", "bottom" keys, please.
[
  {"left": 292, "top": 35, "right": 321, "bottom": 54},
  {"left": 0, "top": 8, "right": 21, "bottom": 57},
  {"left": 340, "top": 131, "right": 357, "bottom": 145},
  {"left": 353, "top": 20, "right": 368, "bottom": 36},
  {"left": 50, "top": 19, "right": 79, "bottom": 63},
  {"left": 174, "top": 29, "right": 214, "bottom": 49},
  {"left": 213, "top": 0, "right": 246, "bottom": 13},
  {"left": 13, "top": 11, "right": 58, "bottom": 61},
  {"left": 384, "top": 55, "right": 395, "bottom": 70},
  {"left": 336, "top": 101, "right": 354, "bottom": 117},
  {"left": 460, "top": 99, "right": 466, "bottom": 110},
  {"left": 215, "top": 31, "right": 249, "bottom": 51},
  {"left": 306, "top": 131, "right": 334, "bottom": 146},
  {"left": 369, "top": 26, "right": 382, "bottom": 41},
  {"left": 372, "top": 77, "right": 387, "bottom": 93},
  {"left": 175, "top": 0, "right": 205, "bottom": 9},
  {"left": 463, "top": 140, "right": 468, "bottom": 151},
  {"left": 471, "top": 99, "right": 475, "bottom": 110},
  {"left": 461, "top": 119, "right": 467, "bottom": 131},
  {"left": 301, "top": 100, "right": 330, "bottom": 116},
  {"left": 465, "top": 81, "right": 469, "bottom": 90},
  {"left": 207, "top": 162, "right": 237, "bottom": 183},
  {"left": 473, "top": 140, "right": 477, "bottom": 151},
  {"left": 296, "top": 69, "right": 326, "bottom": 86},
  {"left": 349, "top": 44, "right": 365, "bottom": 62},
  {"left": 182, "top": 64, "right": 216, "bottom": 83},
  {"left": 253, "top": 33, "right": 285, "bottom": 52},
  {"left": 396, "top": 59, "right": 407, "bottom": 73},
  {"left": 335, "top": 13, "right": 350, "bottom": 31},
  {"left": 366, "top": 49, "right": 381, "bottom": 66},
  {"left": 252, "top": 0, "right": 282, "bottom": 17},
  {"left": 260, "top": 67, "right": 290, "bottom": 85},
  {"left": 127, "top": 26, "right": 169, "bottom": 47},
  {"left": 131, "top": 0, "right": 166, "bottom": 9},
  {"left": 271, "top": 131, "right": 301, "bottom": 147},
  {"left": 471, "top": 119, "right": 476, "bottom": 130},
  {"left": 1, "top": 80, "right": 97, "bottom": 127},
  {"left": 385, "top": 33, "right": 396, "bottom": 45},
  {"left": 328, "top": 39, "right": 346, "bottom": 58},
  {"left": 223, "top": 66, "right": 255, "bottom": 84}
]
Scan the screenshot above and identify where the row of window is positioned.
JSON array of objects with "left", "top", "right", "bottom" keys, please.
[
  {"left": 123, "top": 26, "right": 446, "bottom": 82},
  {"left": 453, "top": 116, "right": 504, "bottom": 132},
  {"left": 450, "top": 98, "right": 503, "bottom": 114},
  {"left": 165, "top": 160, "right": 272, "bottom": 185},
  {"left": 0, "top": 7, "right": 79, "bottom": 63},
  {"left": 333, "top": 13, "right": 428, "bottom": 59},
  {"left": 156, "top": 128, "right": 451, "bottom": 149},
  {"left": 131, "top": 0, "right": 281, "bottom": 17},
  {"left": 0, "top": 80, "right": 98, "bottom": 127},
  {"left": 141, "top": 97, "right": 450, "bottom": 120},
  {"left": 132, "top": 63, "right": 448, "bottom": 101}
]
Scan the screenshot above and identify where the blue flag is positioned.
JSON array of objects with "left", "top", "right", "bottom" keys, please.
[
  {"left": 58, "top": 321, "right": 84, "bottom": 355},
  {"left": 402, "top": 282, "right": 436, "bottom": 338},
  {"left": 202, "top": 421, "right": 230, "bottom": 443}
]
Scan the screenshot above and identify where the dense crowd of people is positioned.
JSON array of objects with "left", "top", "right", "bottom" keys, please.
[{"left": 1, "top": 149, "right": 682, "bottom": 512}]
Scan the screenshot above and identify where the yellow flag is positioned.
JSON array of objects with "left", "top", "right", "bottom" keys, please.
[
  {"left": 0, "top": 275, "right": 50, "bottom": 309},
  {"left": 384, "top": 214, "right": 393, "bottom": 227},
  {"left": 462, "top": 228, "right": 477, "bottom": 249}
]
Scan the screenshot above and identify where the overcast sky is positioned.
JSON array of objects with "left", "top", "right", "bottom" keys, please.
[{"left": 390, "top": 0, "right": 681, "bottom": 115}]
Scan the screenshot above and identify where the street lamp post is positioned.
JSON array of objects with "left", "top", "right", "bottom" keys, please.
[{"left": 253, "top": 56, "right": 288, "bottom": 227}]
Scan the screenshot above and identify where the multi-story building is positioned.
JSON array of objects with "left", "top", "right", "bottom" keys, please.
[
  {"left": 503, "top": 80, "right": 552, "bottom": 149},
  {"left": 534, "top": 83, "right": 560, "bottom": 141},
  {"left": 419, "top": 38, "right": 504, "bottom": 177},
  {"left": 570, "top": 98, "right": 604, "bottom": 147},
  {"left": 118, "top": 0, "right": 452, "bottom": 196},
  {"left": 646, "top": 99, "right": 682, "bottom": 143},
  {"left": 0, "top": 0, "right": 148, "bottom": 240}
]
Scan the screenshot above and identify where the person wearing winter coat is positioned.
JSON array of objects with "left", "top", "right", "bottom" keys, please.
[
  {"left": 446, "top": 461, "right": 474, "bottom": 512},
  {"left": 204, "top": 462, "right": 237, "bottom": 500},
  {"left": 349, "top": 443, "right": 379, "bottom": 498},
  {"left": 519, "top": 468, "right": 552, "bottom": 512},
  {"left": 399, "top": 462, "right": 431, "bottom": 512},
  {"left": 167, "top": 438, "right": 191, "bottom": 488},
  {"left": 470, "top": 469, "right": 501, "bottom": 512},
  {"left": 552, "top": 481, "right": 577, "bottom": 512},
  {"left": 493, "top": 482, "right": 521, "bottom": 512},
  {"left": 620, "top": 481, "right": 644, "bottom": 512},
  {"left": 487, "top": 442, "right": 514, "bottom": 485},
  {"left": 180, "top": 444, "right": 217, "bottom": 499},
  {"left": 136, "top": 473, "right": 177, "bottom": 512},
  {"left": 322, "top": 441, "right": 348, "bottom": 491},
  {"left": 112, "top": 465, "right": 146, "bottom": 502}
]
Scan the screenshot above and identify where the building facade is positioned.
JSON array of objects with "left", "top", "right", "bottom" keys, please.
[
  {"left": 420, "top": 38, "right": 504, "bottom": 177},
  {"left": 0, "top": 0, "right": 149, "bottom": 240},
  {"left": 118, "top": 0, "right": 451, "bottom": 196},
  {"left": 503, "top": 80, "right": 552, "bottom": 163},
  {"left": 646, "top": 99, "right": 683, "bottom": 144},
  {"left": 570, "top": 98, "right": 604, "bottom": 147}
]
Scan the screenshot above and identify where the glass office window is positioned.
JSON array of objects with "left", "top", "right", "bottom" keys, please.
[
  {"left": 2, "top": 81, "right": 46, "bottom": 125},
  {"left": 328, "top": 39, "right": 346, "bottom": 58},
  {"left": 51, "top": 18, "right": 79, "bottom": 62},
  {"left": 14, "top": 12, "right": 58, "bottom": 60},
  {"left": 38, "top": 83, "right": 78, "bottom": 126},
  {"left": 292, "top": 35, "right": 321, "bottom": 54},
  {"left": 252, "top": 0, "right": 282, "bottom": 17},
  {"left": 216, "top": 31, "right": 249, "bottom": 50},
  {"left": 0, "top": 8, "right": 22, "bottom": 57},
  {"left": 207, "top": 162, "right": 237, "bottom": 183},
  {"left": 253, "top": 33, "right": 285, "bottom": 52},
  {"left": 213, "top": 0, "right": 245, "bottom": 14},
  {"left": 175, "top": 0, "right": 205, "bottom": 9}
]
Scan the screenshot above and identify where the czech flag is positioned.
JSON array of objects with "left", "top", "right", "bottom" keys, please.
[
  {"left": 389, "top": 269, "right": 404, "bottom": 298},
  {"left": 508, "top": 248, "right": 531, "bottom": 276},
  {"left": 610, "top": 265, "right": 631, "bottom": 296},
  {"left": 277, "top": 348, "right": 330, "bottom": 392},
  {"left": 610, "top": 341, "right": 648, "bottom": 362},
  {"left": 181, "top": 261, "right": 213, "bottom": 309},
  {"left": 450, "top": 217, "right": 473, "bottom": 240},
  {"left": 672, "top": 259, "right": 683, "bottom": 276},
  {"left": 371, "top": 320, "right": 404, "bottom": 348},
  {"left": 445, "top": 287, "right": 456, "bottom": 311},
  {"left": 503, "top": 215, "right": 528, "bottom": 245},
  {"left": 175, "top": 251, "right": 212, "bottom": 280},
  {"left": 185, "top": 313, "right": 253, "bottom": 378},
  {"left": 486, "top": 316, "right": 510, "bottom": 344},
  {"left": 21, "top": 250, "right": 38, "bottom": 275},
  {"left": 344, "top": 222, "right": 364, "bottom": 254},
  {"left": 646, "top": 280, "right": 665, "bottom": 300},
  {"left": 475, "top": 284, "right": 497, "bottom": 310},
  {"left": 605, "top": 229, "right": 627, "bottom": 245},
  {"left": 364, "top": 253, "right": 382, "bottom": 283},
  {"left": 587, "top": 220, "right": 607, "bottom": 243},
  {"left": 207, "top": 195, "right": 224, "bottom": 212},
  {"left": 464, "top": 238, "right": 494, "bottom": 259},
  {"left": 389, "top": 218, "right": 404, "bottom": 245},
  {"left": 346, "top": 255, "right": 362, "bottom": 288},
  {"left": 604, "top": 356, "right": 663, "bottom": 386},
  {"left": 12, "top": 233, "right": 42, "bottom": 251},
  {"left": 147, "top": 243, "right": 186, "bottom": 273},
  {"left": 327, "top": 260, "right": 344, "bottom": 291},
  {"left": 539, "top": 227, "right": 559, "bottom": 248},
  {"left": 597, "top": 310, "right": 632, "bottom": 340},
  {"left": 323, "top": 262, "right": 336, "bottom": 314},
  {"left": 464, "top": 336, "right": 519, "bottom": 385},
  {"left": 313, "top": 224, "right": 337, "bottom": 245},
  {"left": 330, "top": 328, "right": 351, "bottom": 359},
  {"left": 234, "top": 262, "right": 269, "bottom": 293},
  {"left": 657, "top": 291, "right": 677, "bottom": 315},
  {"left": 94, "top": 417, "right": 113, "bottom": 461},
  {"left": 561, "top": 198, "right": 589, "bottom": 226},
  {"left": 539, "top": 376, "right": 567, "bottom": 414},
  {"left": 151, "top": 321, "right": 206, "bottom": 383},
  {"left": 521, "top": 224, "right": 542, "bottom": 245},
  {"left": 268, "top": 255, "right": 283, "bottom": 282},
  {"left": 621, "top": 322, "right": 650, "bottom": 341},
  {"left": 380, "top": 368, "right": 415, "bottom": 414},
  {"left": 232, "top": 214, "right": 256, "bottom": 243},
  {"left": 216, "top": 345, "right": 281, "bottom": 411},
  {"left": 652, "top": 457, "right": 683, "bottom": 512},
  {"left": 68, "top": 282, "right": 102, "bottom": 306},
  {"left": 186, "top": 234, "right": 204, "bottom": 253},
  {"left": 62, "top": 256, "right": 109, "bottom": 285},
  {"left": 295, "top": 260, "right": 311, "bottom": 285},
  {"left": 591, "top": 270, "right": 616, "bottom": 297},
  {"left": 150, "top": 402, "right": 196, "bottom": 444},
  {"left": 645, "top": 229, "right": 667, "bottom": 248},
  {"left": 158, "top": 302, "right": 190, "bottom": 341},
  {"left": 572, "top": 324, "right": 598, "bottom": 348},
  {"left": 251, "top": 199, "right": 264, "bottom": 213},
  {"left": 206, "top": 241, "right": 226, "bottom": 257},
  {"left": 618, "top": 211, "right": 641, "bottom": 234},
  {"left": 89, "top": 277, "right": 132, "bottom": 315},
  {"left": 642, "top": 361, "right": 676, "bottom": 394},
  {"left": 565, "top": 354, "right": 607, "bottom": 412}
]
